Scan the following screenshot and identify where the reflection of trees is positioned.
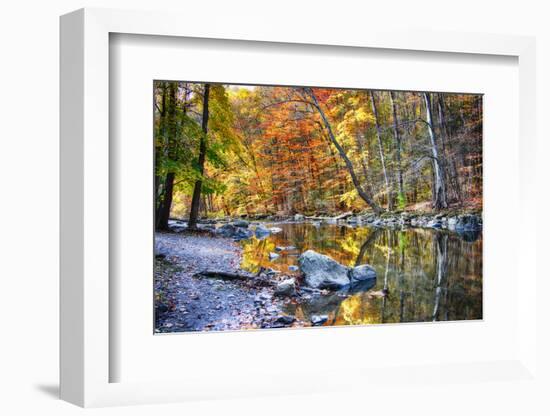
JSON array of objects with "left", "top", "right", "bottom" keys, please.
[
  {"left": 398, "top": 232, "right": 406, "bottom": 322},
  {"left": 432, "top": 232, "right": 448, "bottom": 321},
  {"left": 244, "top": 222, "right": 482, "bottom": 325},
  {"left": 354, "top": 228, "right": 381, "bottom": 266},
  {"left": 381, "top": 230, "right": 392, "bottom": 323}
]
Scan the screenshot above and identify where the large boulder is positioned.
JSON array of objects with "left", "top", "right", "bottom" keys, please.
[
  {"left": 298, "top": 250, "right": 350, "bottom": 289},
  {"left": 350, "top": 264, "right": 376, "bottom": 285}
]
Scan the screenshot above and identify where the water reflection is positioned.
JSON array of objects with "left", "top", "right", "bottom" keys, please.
[{"left": 240, "top": 222, "right": 482, "bottom": 324}]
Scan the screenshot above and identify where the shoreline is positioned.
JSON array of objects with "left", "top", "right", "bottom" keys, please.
[
  {"left": 155, "top": 232, "right": 302, "bottom": 333},
  {"left": 167, "top": 210, "right": 483, "bottom": 236}
]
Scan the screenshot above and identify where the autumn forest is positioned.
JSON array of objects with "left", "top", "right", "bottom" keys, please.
[
  {"left": 155, "top": 83, "right": 482, "bottom": 227},
  {"left": 154, "top": 81, "right": 483, "bottom": 333}
]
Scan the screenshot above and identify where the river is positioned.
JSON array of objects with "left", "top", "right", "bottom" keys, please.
[{"left": 239, "top": 222, "right": 482, "bottom": 325}]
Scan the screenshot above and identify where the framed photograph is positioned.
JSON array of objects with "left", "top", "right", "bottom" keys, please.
[
  {"left": 60, "top": 8, "right": 538, "bottom": 408},
  {"left": 151, "top": 80, "right": 483, "bottom": 334}
]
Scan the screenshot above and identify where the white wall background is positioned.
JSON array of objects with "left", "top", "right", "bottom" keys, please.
[{"left": 0, "top": 1, "right": 547, "bottom": 415}]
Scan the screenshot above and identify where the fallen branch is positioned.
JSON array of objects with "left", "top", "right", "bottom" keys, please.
[
  {"left": 195, "top": 268, "right": 278, "bottom": 288},
  {"left": 195, "top": 270, "right": 256, "bottom": 280}
]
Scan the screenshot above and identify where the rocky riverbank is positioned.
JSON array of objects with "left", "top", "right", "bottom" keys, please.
[
  {"left": 155, "top": 229, "right": 386, "bottom": 332},
  {"left": 167, "top": 210, "right": 482, "bottom": 242},
  {"left": 156, "top": 209, "right": 482, "bottom": 332},
  {"left": 155, "top": 232, "right": 327, "bottom": 332}
]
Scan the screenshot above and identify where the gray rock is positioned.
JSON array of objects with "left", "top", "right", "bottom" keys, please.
[
  {"left": 269, "top": 252, "right": 280, "bottom": 260},
  {"left": 269, "top": 227, "right": 283, "bottom": 233},
  {"left": 155, "top": 245, "right": 170, "bottom": 259},
  {"left": 274, "top": 315, "right": 295, "bottom": 325},
  {"left": 168, "top": 219, "right": 187, "bottom": 232},
  {"left": 216, "top": 223, "right": 237, "bottom": 237},
  {"left": 233, "top": 227, "right": 253, "bottom": 240},
  {"left": 217, "top": 223, "right": 253, "bottom": 240},
  {"left": 274, "top": 278, "right": 296, "bottom": 297},
  {"left": 197, "top": 223, "right": 215, "bottom": 232},
  {"left": 350, "top": 264, "right": 377, "bottom": 284},
  {"left": 311, "top": 315, "right": 328, "bottom": 326},
  {"left": 455, "top": 214, "right": 482, "bottom": 231},
  {"left": 255, "top": 223, "right": 271, "bottom": 237},
  {"left": 426, "top": 219, "right": 442, "bottom": 228},
  {"left": 294, "top": 214, "right": 304, "bottom": 221},
  {"left": 233, "top": 219, "right": 249, "bottom": 228},
  {"left": 288, "top": 265, "right": 299, "bottom": 272},
  {"left": 298, "top": 250, "right": 350, "bottom": 289},
  {"left": 276, "top": 245, "right": 296, "bottom": 252}
]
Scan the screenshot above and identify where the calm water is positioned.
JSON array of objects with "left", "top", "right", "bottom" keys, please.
[{"left": 240, "top": 222, "right": 482, "bottom": 325}]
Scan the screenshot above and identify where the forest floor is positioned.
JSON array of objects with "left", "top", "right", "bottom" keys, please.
[{"left": 154, "top": 231, "right": 299, "bottom": 333}]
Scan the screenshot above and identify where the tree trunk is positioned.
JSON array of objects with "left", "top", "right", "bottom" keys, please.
[
  {"left": 156, "top": 83, "right": 177, "bottom": 230},
  {"left": 389, "top": 91, "right": 404, "bottom": 204},
  {"left": 432, "top": 233, "right": 448, "bottom": 321},
  {"left": 156, "top": 172, "right": 175, "bottom": 229},
  {"left": 437, "top": 93, "right": 462, "bottom": 203},
  {"left": 303, "top": 88, "right": 382, "bottom": 214},
  {"left": 423, "top": 92, "right": 448, "bottom": 210},
  {"left": 154, "top": 82, "right": 167, "bottom": 224},
  {"left": 370, "top": 91, "right": 394, "bottom": 211},
  {"left": 188, "top": 84, "right": 211, "bottom": 229}
]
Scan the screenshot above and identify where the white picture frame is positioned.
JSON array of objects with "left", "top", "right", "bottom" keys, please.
[{"left": 60, "top": 7, "right": 538, "bottom": 408}]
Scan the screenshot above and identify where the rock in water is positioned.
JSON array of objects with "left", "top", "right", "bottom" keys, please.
[
  {"left": 350, "top": 264, "right": 377, "bottom": 285},
  {"left": 288, "top": 265, "right": 299, "bottom": 272},
  {"left": 294, "top": 214, "right": 304, "bottom": 221},
  {"left": 455, "top": 214, "right": 482, "bottom": 231},
  {"left": 274, "top": 278, "right": 296, "bottom": 297},
  {"left": 216, "top": 223, "right": 252, "bottom": 240},
  {"left": 310, "top": 315, "right": 328, "bottom": 326},
  {"left": 233, "top": 228, "right": 253, "bottom": 240},
  {"left": 426, "top": 219, "right": 442, "bottom": 228},
  {"left": 255, "top": 223, "right": 271, "bottom": 237},
  {"left": 216, "top": 223, "right": 236, "bottom": 237},
  {"left": 269, "top": 252, "right": 280, "bottom": 260},
  {"left": 265, "top": 267, "right": 280, "bottom": 276},
  {"left": 269, "top": 227, "right": 282, "bottom": 233},
  {"left": 298, "top": 250, "right": 350, "bottom": 289},
  {"left": 233, "top": 219, "right": 250, "bottom": 228},
  {"left": 447, "top": 217, "right": 458, "bottom": 230}
]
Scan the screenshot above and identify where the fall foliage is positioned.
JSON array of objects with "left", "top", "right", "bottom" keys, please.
[{"left": 154, "top": 82, "right": 482, "bottom": 226}]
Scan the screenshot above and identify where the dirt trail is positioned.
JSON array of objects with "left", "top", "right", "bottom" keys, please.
[{"left": 155, "top": 232, "right": 287, "bottom": 333}]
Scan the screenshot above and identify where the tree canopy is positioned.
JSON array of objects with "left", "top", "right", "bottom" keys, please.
[{"left": 154, "top": 82, "right": 482, "bottom": 227}]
